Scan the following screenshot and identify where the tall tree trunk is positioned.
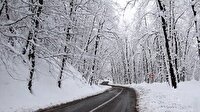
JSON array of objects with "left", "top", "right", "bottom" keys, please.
[
  {"left": 90, "top": 21, "right": 104, "bottom": 85},
  {"left": 58, "top": 0, "right": 74, "bottom": 88},
  {"left": 82, "top": 16, "right": 96, "bottom": 80},
  {"left": 191, "top": 0, "right": 200, "bottom": 60},
  {"left": 26, "top": 0, "right": 43, "bottom": 93},
  {"left": 170, "top": 0, "right": 180, "bottom": 83},
  {"left": 142, "top": 48, "right": 149, "bottom": 83},
  {"left": 125, "top": 38, "right": 131, "bottom": 84},
  {"left": 133, "top": 59, "right": 137, "bottom": 83},
  {"left": 28, "top": 39, "right": 35, "bottom": 93},
  {"left": 157, "top": 0, "right": 177, "bottom": 88}
]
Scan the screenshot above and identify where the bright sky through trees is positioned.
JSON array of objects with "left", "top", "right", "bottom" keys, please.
[{"left": 113, "top": 0, "right": 136, "bottom": 25}]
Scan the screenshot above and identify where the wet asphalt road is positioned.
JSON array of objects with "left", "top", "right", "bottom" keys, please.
[{"left": 37, "top": 86, "right": 137, "bottom": 112}]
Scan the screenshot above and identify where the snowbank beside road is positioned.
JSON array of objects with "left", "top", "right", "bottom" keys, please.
[
  {"left": 0, "top": 59, "right": 110, "bottom": 112},
  {"left": 131, "top": 81, "right": 200, "bottom": 112}
]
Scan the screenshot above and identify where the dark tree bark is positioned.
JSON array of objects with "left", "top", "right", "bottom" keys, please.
[
  {"left": 58, "top": 27, "right": 71, "bottom": 88},
  {"left": 58, "top": 0, "right": 74, "bottom": 88},
  {"left": 124, "top": 38, "right": 131, "bottom": 84},
  {"left": 82, "top": 16, "right": 96, "bottom": 77},
  {"left": 170, "top": 0, "right": 180, "bottom": 83},
  {"left": 157, "top": 0, "right": 177, "bottom": 88},
  {"left": 133, "top": 59, "right": 137, "bottom": 83},
  {"left": 191, "top": 0, "right": 200, "bottom": 60},
  {"left": 0, "top": 0, "right": 6, "bottom": 16},
  {"left": 0, "top": 0, "right": 15, "bottom": 46},
  {"left": 90, "top": 20, "right": 104, "bottom": 85},
  {"left": 28, "top": 40, "right": 35, "bottom": 93},
  {"left": 26, "top": 0, "right": 43, "bottom": 93}
]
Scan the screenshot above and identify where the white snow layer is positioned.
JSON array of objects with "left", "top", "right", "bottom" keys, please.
[
  {"left": 0, "top": 58, "right": 110, "bottom": 112},
  {"left": 131, "top": 81, "right": 200, "bottom": 112}
]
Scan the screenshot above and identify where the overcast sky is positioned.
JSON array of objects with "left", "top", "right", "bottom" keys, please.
[{"left": 113, "top": 0, "right": 136, "bottom": 28}]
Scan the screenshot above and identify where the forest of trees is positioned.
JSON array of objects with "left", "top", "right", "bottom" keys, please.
[
  {"left": 0, "top": 0, "right": 200, "bottom": 93},
  {"left": 110, "top": 0, "right": 200, "bottom": 88}
]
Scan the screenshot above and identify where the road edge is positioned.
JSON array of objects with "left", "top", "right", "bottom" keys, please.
[
  {"left": 36, "top": 86, "right": 112, "bottom": 112},
  {"left": 108, "top": 84, "right": 139, "bottom": 112}
]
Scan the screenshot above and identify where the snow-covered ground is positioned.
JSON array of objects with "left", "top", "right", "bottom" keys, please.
[
  {"left": 131, "top": 81, "right": 200, "bottom": 112},
  {"left": 0, "top": 58, "right": 110, "bottom": 112}
]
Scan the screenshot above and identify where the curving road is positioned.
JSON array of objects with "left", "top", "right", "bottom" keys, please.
[{"left": 38, "top": 86, "right": 137, "bottom": 112}]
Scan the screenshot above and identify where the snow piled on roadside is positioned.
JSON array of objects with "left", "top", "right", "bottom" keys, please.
[
  {"left": 131, "top": 81, "right": 200, "bottom": 112},
  {"left": 0, "top": 58, "right": 110, "bottom": 112}
]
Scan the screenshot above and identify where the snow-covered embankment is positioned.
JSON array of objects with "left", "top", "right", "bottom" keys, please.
[
  {"left": 131, "top": 81, "right": 200, "bottom": 112},
  {"left": 0, "top": 58, "right": 110, "bottom": 112}
]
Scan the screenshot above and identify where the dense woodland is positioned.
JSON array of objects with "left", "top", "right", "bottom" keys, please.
[{"left": 0, "top": 0, "right": 200, "bottom": 93}]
